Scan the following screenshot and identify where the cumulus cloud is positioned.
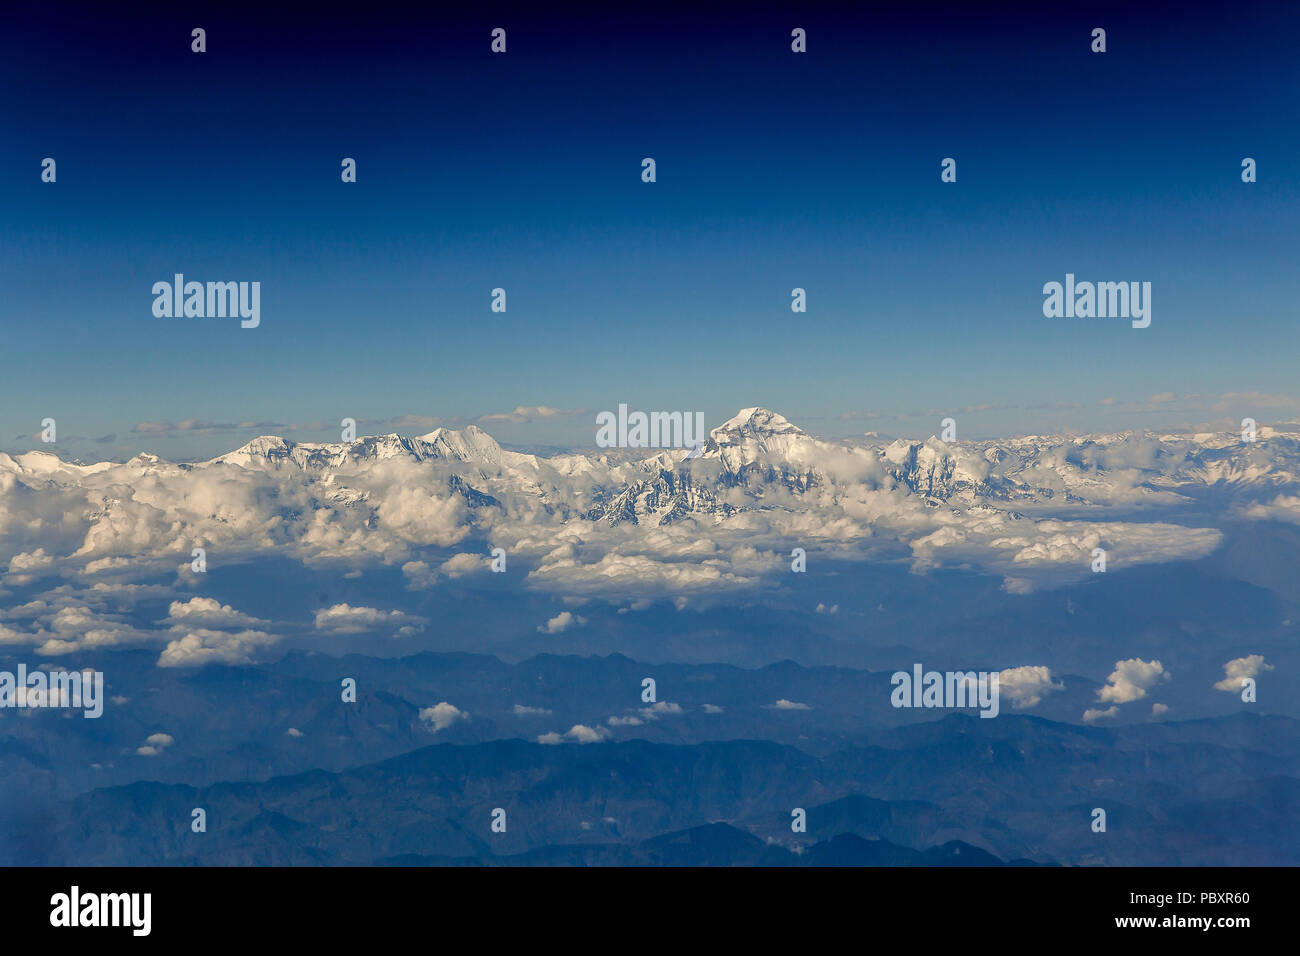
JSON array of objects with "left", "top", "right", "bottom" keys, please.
[
  {"left": 538, "top": 611, "right": 586, "bottom": 634},
  {"left": 136, "top": 731, "right": 175, "bottom": 756},
  {"left": 401, "top": 560, "right": 437, "bottom": 591},
  {"left": 528, "top": 549, "right": 764, "bottom": 602},
  {"left": 157, "top": 628, "right": 280, "bottom": 667},
  {"left": 439, "top": 553, "right": 487, "bottom": 578},
  {"left": 1238, "top": 494, "right": 1300, "bottom": 524},
  {"left": 768, "top": 699, "right": 810, "bottom": 711},
  {"left": 538, "top": 724, "right": 608, "bottom": 744},
  {"left": 8, "top": 548, "right": 54, "bottom": 573},
  {"left": 0, "top": 601, "right": 146, "bottom": 656},
  {"left": 997, "top": 665, "right": 1064, "bottom": 709},
  {"left": 368, "top": 476, "right": 470, "bottom": 550},
  {"left": 313, "top": 603, "right": 425, "bottom": 636},
  {"left": 1082, "top": 706, "right": 1119, "bottom": 724},
  {"left": 1214, "top": 655, "right": 1273, "bottom": 692},
  {"left": 418, "top": 702, "right": 467, "bottom": 732},
  {"left": 166, "top": 596, "right": 264, "bottom": 628},
  {"left": 639, "top": 701, "right": 683, "bottom": 720},
  {"left": 998, "top": 522, "right": 1219, "bottom": 572},
  {"left": 402, "top": 553, "right": 489, "bottom": 590},
  {"left": 1097, "top": 658, "right": 1168, "bottom": 705}
]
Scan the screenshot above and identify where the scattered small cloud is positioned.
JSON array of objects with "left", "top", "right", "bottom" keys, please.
[
  {"left": 136, "top": 732, "right": 175, "bottom": 756},
  {"left": 479, "top": 406, "right": 586, "bottom": 425},
  {"left": 418, "top": 702, "right": 467, "bottom": 732},
  {"left": 538, "top": 611, "right": 586, "bottom": 634},
  {"left": 639, "top": 701, "right": 683, "bottom": 720},
  {"left": 1214, "top": 654, "right": 1273, "bottom": 692},
  {"left": 538, "top": 724, "right": 608, "bottom": 744},
  {"left": 1082, "top": 706, "right": 1119, "bottom": 724},
  {"left": 512, "top": 704, "right": 552, "bottom": 717}
]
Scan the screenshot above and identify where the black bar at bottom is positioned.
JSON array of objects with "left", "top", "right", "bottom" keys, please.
[{"left": 2, "top": 866, "right": 1284, "bottom": 941}]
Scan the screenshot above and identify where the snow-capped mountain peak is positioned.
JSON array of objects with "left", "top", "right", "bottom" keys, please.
[
  {"left": 416, "top": 424, "right": 510, "bottom": 464},
  {"left": 208, "top": 424, "right": 535, "bottom": 473},
  {"left": 712, "top": 407, "right": 804, "bottom": 439},
  {"left": 696, "top": 407, "right": 821, "bottom": 477}
]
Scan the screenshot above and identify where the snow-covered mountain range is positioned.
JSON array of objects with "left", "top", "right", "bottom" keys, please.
[
  {"left": 2, "top": 408, "right": 1300, "bottom": 671},
  {"left": 2, "top": 408, "right": 1297, "bottom": 631}
]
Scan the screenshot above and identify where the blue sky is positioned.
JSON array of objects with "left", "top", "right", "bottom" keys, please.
[{"left": 2, "top": 1, "right": 1297, "bottom": 458}]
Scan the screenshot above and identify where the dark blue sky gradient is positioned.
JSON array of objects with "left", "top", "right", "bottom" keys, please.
[{"left": 2, "top": 1, "right": 1297, "bottom": 457}]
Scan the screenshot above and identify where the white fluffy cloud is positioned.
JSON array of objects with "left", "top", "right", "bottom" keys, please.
[
  {"left": 157, "top": 628, "right": 280, "bottom": 667},
  {"left": 538, "top": 723, "right": 608, "bottom": 744},
  {"left": 370, "top": 473, "right": 470, "bottom": 549},
  {"left": 997, "top": 665, "right": 1064, "bottom": 709},
  {"left": 538, "top": 611, "right": 586, "bottom": 634},
  {"left": 136, "top": 731, "right": 175, "bottom": 756},
  {"left": 402, "top": 553, "right": 488, "bottom": 590},
  {"left": 1239, "top": 494, "right": 1300, "bottom": 524},
  {"left": 313, "top": 603, "right": 425, "bottom": 636},
  {"left": 8, "top": 548, "right": 54, "bottom": 573},
  {"left": 401, "top": 560, "right": 437, "bottom": 590},
  {"left": 638, "top": 701, "right": 683, "bottom": 720},
  {"left": 439, "top": 552, "right": 487, "bottom": 578},
  {"left": 0, "top": 600, "right": 145, "bottom": 656},
  {"left": 1214, "top": 654, "right": 1273, "bottom": 692},
  {"left": 419, "top": 702, "right": 467, "bottom": 732},
  {"left": 1097, "top": 658, "right": 1168, "bottom": 705},
  {"left": 1082, "top": 706, "right": 1119, "bottom": 724},
  {"left": 167, "top": 596, "right": 264, "bottom": 628},
  {"left": 527, "top": 548, "right": 766, "bottom": 603}
]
